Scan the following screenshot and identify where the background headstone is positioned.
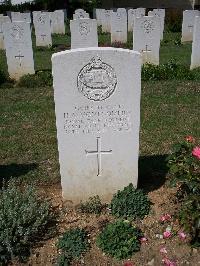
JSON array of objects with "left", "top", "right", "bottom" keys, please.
[
  {"left": 128, "top": 7, "right": 145, "bottom": 32},
  {"left": 133, "top": 16, "right": 161, "bottom": 65},
  {"left": 3, "top": 21, "right": 35, "bottom": 79},
  {"left": 70, "top": 18, "right": 98, "bottom": 49},
  {"left": 52, "top": 47, "right": 141, "bottom": 204},
  {"left": 111, "top": 9, "right": 127, "bottom": 43},
  {"left": 0, "top": 16, "right": 10, "bottom": 49},
  {"left": 148, "top": 9, "right": 165, "bottom": 40},
  {"left": 50, "top": 10, "right": 65, "bottom": 34},
  {"left": 191, "top": 16, "right": 200, "bottom": 69},
  {"left": 34, "top": 11, "right": 52, "bottom": 47},
  {"left": 73, "top": 9, "right": 89, "bottom": 20},
  {"left": 101, "top": 9, "right": 111, "bottom": 33},
  {"left": 181, "top": 10, "right": 200, "bottom": 42}
]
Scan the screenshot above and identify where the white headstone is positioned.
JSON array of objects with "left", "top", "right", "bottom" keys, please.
[
  {"left": 191, "top": 16, "right": 200, "bottom": 69},
  {"left": 70, "top": 18, "right": 98, "bottom": 49},
  {"left": 133, "top": 16, "right": 161, "bottom": 65},
  {"left": 34, "top": 12, "right": 52, "bottom": 47},
  {"left": 3, "top": 22, "right": 35, "bottom": 80},
  {"left": 181, "top": 10, "right": 200, "bottom": 42},
  {"left": 50, "top": 10, "right": 65, "bottom": 34},
  {"left": 11, "top": 11, "right": 31, "bottom": 23},
  {"left": 0, "top": 16, "right": 10, "bottom": 49},
  {"left": 95, "top": 9, "right": 103, "bottom": 26},
  {"left": 128, "top": 8, "right": 145, "bottom": 32},
  {"left": 101, "top": 10, "right": 111, "bottom": 33},
  {"left": 73, "top": 9, "right": 89, "bottom": 20},
  {"left": 52, "top": 47, "right": 141, "bottom": 204},
  {"left": 111, "top": 9, "right": 127, "bottom": 43},
  {"left": 148, "top": 9, "right": 165, "bottom": 40}
]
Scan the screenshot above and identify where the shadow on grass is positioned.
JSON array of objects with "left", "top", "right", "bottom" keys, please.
[
  {"left": 0, "top": 163, "right": 38, "bottom": 186},
  {"left": 138, "top": 154, "right": 168, "bottom": 192}
]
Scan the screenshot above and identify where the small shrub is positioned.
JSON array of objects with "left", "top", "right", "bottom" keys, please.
[
  {"left": 142, "top": 60, "right": 196, "bottom": 81},
  {"left": 17, "top": 71, "right": 52, "bottom": 88},
  {"left": 96, "top": 220, "right": 142, "bottom": 260},
  {"left": 167, "top": 136, "right": 200, "bottom": 245},
  {"left": 78, "top": 195, "right": 104, "bottom": 215},
  {"left": 110, "top": 183, "right": 151, "bottom": 220},
  {"left": 0, "top": 181, "right": 56, "bottom": 264},
  {"left": 57, "top": 228, "right": 90, "bottom": 266},
  {"left": 0, "top": 69, "right": 7, "bottom": 86}
]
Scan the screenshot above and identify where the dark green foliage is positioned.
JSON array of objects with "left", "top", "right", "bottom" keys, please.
[
  {"left": 0, "top": 69, "right": 7, "bottom": 86},
  {"left": 167, "top": 138, "right": 200, "bottom": 245},
  {"left": 142, "top": 60, "right": 200, "bottom": 81},
  {"left": 78, "top": 195, "right": 104, "bottom": 215},
  {"left": 165, "top": 15, "right": 182, "bottom": 33},
  {"left": 57, "top": 228, "right": 90, "bottom": 266},
  {"left": 0, "top": 181, "right": 56, "bottom": 264},
  {"left": 110, "top": 184, "right": 151, "bottom": 220},
  {"left": 17, "top": 71, "right": 53, "bottom": 88},
  {"left": 96, "top": 220, "right": 142, "bottom": 260}
]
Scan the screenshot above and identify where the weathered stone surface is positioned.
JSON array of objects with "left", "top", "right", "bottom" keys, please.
[
  {"left": 73, "top": 9, "right": 89, "bottom": 20},
  {"left": 0, "top": 16, "right": 10, "bottom": 49},
  {"left": 50, "top": 10, "right": 65, "bottom": 34},
  {"left": 101, "top": 9, "right": 111, "bottom": 33},
  {"left": 52, "top": 47, "right": 141, "bottom": 204}
]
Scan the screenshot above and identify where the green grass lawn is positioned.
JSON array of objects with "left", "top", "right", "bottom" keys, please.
[{"left": 0, "top": 27, "right": 199, "bottom": 186}]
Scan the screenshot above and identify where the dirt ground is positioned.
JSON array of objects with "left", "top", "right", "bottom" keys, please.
[{"left": 11, "top": 183, "right": 199, "bottom": 266}]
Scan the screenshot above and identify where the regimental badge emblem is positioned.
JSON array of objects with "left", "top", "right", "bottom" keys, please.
[
  {"left": 79, "top": 22, "right": 90, "bottom": 36},
  {"left": 142, "top": 20, "right": 155, "bottom": 34},
  {"left": 77, "top": 56, "right": 117, "bottom": 101},
  {"left": 10, "top": 25, "right": 24, "bottom": 40},
  {"left": 38, "top": 15, "right": 46, "bottom": 24}
]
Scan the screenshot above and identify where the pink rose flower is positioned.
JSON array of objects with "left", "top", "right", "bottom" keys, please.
[
  {"left": 162, "top": 258, "right": 177, "bottom": 266},
  {"left": 178, "top": 231, "right": 187, "bottom": 240},
  {"left": 163, "top": 231, "right": 172, "bottom": 239},
  {"left": 124, "top": 262, "right": 134, "bottom": 266},
  {"left": 160, "top": 214, "right": 171, "bottom": 222},
  {"left": 140, "top": 237, "right": 148, "bottom": 243},
  {"left": 185, "top": 136, "right": 195, "bottom": 143},
  {"left": 160, "top": 247, "right": 168, "bottom": 254},
  {"left": 192, "top": 146, "right": 200, "bottom": 160}
]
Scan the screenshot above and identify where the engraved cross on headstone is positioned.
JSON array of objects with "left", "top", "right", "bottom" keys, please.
[
  {"left": 41, "top": 34, "right": 46, "bottom": 41},
  {"left": 15, "top": 51, "right": 24, "bottom": 67},
  {"left": 142, "top": 45, "right": 152, "bottom": 62},
  {"left": 85, "top": 137, "right": 112, "bottom": 176},
  {"left": 188, "top": 25, "right": 193, "bottom": 32}
]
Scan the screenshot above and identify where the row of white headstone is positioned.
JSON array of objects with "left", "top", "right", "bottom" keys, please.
[{"left": 0, "top": 8, "right": 200, "bottom": 80}]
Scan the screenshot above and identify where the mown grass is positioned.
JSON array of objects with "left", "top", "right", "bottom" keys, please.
[{"left": 0, "top": 25, "right": 199, "bottom": 185}]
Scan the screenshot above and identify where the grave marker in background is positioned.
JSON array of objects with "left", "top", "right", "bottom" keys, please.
[
  {"left": 181, "top": 10, "right": 200, "bottom": 42},
  {"left": 111, "top": 9, "right": 127, "bottom": 43},
  {"left": 50, "top": 10, "right": 65, "bottom": 34},
  {"left": 191, "top": 16, "right": 200, "bottom": 69},
  {"left": 101, "top": 10, "right": 111, "bottom": 33},
  {"left": 70, "top": 18, "right": 98, "bottom": 49},
  {"left": 52, "top": 47, "right": 141, "bottom": 204},
  {"left": 73, "top": 9, "right": 89, "bottom": 20},
  {"left": 34, "top": 12, "right": 52, "bottom": 47},
  {"left": 0, "top": 16, "right": 10, "bottom": 49},
  {"left": 133, "top": 16, "right": 161, "bottom": 65},
  {"left": 3, "top": 21, "right": 34, "bottom": 79}
]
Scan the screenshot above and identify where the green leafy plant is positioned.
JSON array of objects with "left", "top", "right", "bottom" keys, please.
[
  {"left": 17, "top": 71, "right": 53, "bottom": 88},
  {"left": 167, "top": 137, "right": 200, "bottom": 194},
  {"left": 96, "top": 220, "right": 142, "bottom": 260},
  {"left": 142, "top": 60, "right": 200, "bottom": 81},
  {"left": 110, "top": 183, "right": 151, "bottom": 220},
  {"left": 0, "top": 181, "right": 56, "bottom": 264},
  {"left": 167, "top": 137, "right": 200, "bottom": 245},
  {"left": 57, "top": 228, "right": 90, "bottom": 266},
  {"left": 78, "top": 195, "right": 104, "bottom": 215}
]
